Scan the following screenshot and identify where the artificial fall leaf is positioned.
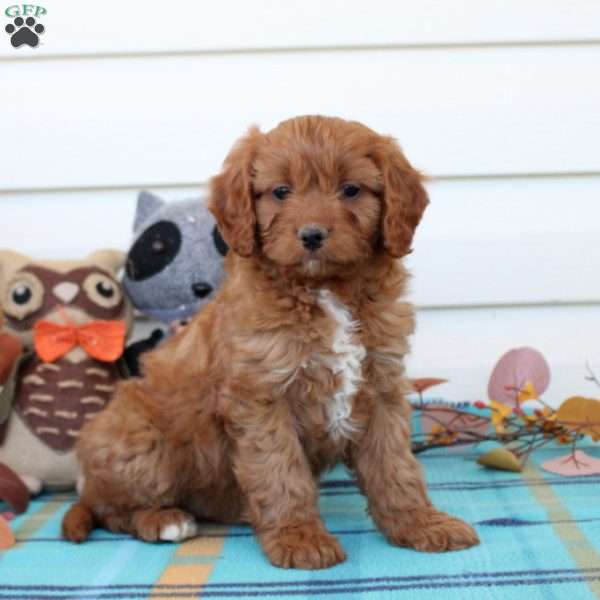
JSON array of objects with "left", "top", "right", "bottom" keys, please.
[
  {"left": 477, "top": 448, "right": 523, "bottom": 472},
  {"left": 487, "top": 347, "right": 551, "bottom": 407},
  {"left": 410, "top": 378, "right": 449, "bottom": 393},
  {"left": 419, "top": 404, "right": 489, "bottom": 451},
  {"left": 518, "top": 380, "right": 538, "bottom": 404},
  {"left": 0, "top": 515, "right": 15, "bottom": 550},
  {"left": 490, "top": 400, "right": 513, "bottom": 434},
  {"left": 429, "top": 424, "right": 458, "bottom": 445},
  {"left": 556, "top": 396, "right": 600, "bottom": 441},
  {"left": 0, "top": 330, "right": 23, "bottom": 385},
  {"left": 0, "top": 463, "right": 30, "bottom": 514},
  {"left": 541, "top": 450, "right": 600, "bottom": 477}
]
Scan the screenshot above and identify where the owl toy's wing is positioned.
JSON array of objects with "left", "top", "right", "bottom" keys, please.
[{"left": 0, "top": 351, "right": 33, "bottom": 445}]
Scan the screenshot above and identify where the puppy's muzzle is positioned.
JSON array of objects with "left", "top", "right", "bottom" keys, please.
[{"left": 298, "top": 225, "right": 329, "bottom": 252}]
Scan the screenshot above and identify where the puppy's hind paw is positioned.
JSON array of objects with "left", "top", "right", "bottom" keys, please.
[{"left": 62, "top": 503, "right": 95, "bottom": 543}]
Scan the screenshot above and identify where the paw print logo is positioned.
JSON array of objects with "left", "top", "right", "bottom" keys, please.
[{"left": 5, "top": 16, "right": 44, "bottom": 48}]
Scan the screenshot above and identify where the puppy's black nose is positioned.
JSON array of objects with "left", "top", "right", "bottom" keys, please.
[
  {"left": 191, "top": 282, "right": 213, "bottom": 298},
  {"left": 299, "top": 226, "right": 329, "bottom": 251}
]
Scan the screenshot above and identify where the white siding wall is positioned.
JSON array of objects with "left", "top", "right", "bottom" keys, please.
[{"left": 1, "top": 0, "right": 599, "bottom": 404}]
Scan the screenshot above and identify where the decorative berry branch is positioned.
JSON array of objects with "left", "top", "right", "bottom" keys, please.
[{"left": 409, "top": 352, "right": 600, "bottom": 474}]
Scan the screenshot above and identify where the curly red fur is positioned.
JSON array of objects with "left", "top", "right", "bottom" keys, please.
[{"left": 62, "top": 115, "right": 478, "bottom": 569}]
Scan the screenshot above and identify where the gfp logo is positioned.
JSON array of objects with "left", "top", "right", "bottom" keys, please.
[{"left": 4, "top": 4, "right": 46, "bottom": 48}]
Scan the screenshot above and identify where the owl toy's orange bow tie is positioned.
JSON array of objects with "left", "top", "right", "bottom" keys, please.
[{"left": 34, "top": 320, "right": 126, "bottom": 363}]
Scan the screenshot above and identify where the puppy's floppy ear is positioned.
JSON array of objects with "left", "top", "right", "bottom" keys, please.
[
  {"left": 209, "top": 127, "right": 262, "bottom": 257},
  {"left": 370, "top": 136, "right": 429, "bottom": 258}
]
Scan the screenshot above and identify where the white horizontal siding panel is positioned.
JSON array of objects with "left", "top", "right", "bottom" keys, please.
[
  {"left": 2, "top": 46, "right": 600, "bottom": 191},
  {"left": 2, "top": 0, "right": 600, "bottom": 59},
  {"left": 2, "top": 176, "right": 599, "bottom": 307},
  {"left": 408, "top": 304, "right": 600, "bottom": 407},
  {"left": 0, "top": 188, "right": 199, "bottom": 258},
  {"left": 408, "top": 175, "right": 600, "bottom": 307}
]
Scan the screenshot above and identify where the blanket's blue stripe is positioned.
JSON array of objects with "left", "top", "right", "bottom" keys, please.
[
  {"left": 1, "top": 574, "right": 599, "bottom": 598},
  {"left": 322, "top": 475, "right": 600, "bottom": 489},
  {"left": 31, "top": 466, "right": 600, "bottom": 499},
  {"left": 32, "top": 473, "right": 600, "bottom": 505},
  {"left": 3, "top": 567, "right": 600, "bottom": 592},
  {"left": 320, "top": 476, "right": 600, "bottom": 495},
  {"left": 15, "top": 516, "right": 600, "bottom": 544}
]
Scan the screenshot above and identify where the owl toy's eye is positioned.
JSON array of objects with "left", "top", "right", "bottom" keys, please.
[
  {"left": 12, "top": 284, "right": 32, "bottom": 305},
  {"left": 83, "top": 273, "right": 122, "bottom": 308},
  {"left": 96, "top": 280, "right": 115, "bottom": 298},
  {"left": 4, "top": 273, "right": 44, "bottom": 321}
]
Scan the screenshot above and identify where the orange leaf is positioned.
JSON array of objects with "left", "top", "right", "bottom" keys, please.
[
  {"left": 0, "top": 515, "right": 15, "bottom": 550},
  {"left": 556, "top": 396, "right": 600, "bottom": 440},
  {"left": 410, "top": 378, "right": 449, "bottom": 393}
]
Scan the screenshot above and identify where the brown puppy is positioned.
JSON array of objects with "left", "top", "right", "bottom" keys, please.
[{"left": 62, "top": 115, "right": 479, "bottom": 569}]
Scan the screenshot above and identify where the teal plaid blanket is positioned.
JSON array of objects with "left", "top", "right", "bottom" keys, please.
[{"left": 2, "top": 443, "right": 600, "bottom": 598}]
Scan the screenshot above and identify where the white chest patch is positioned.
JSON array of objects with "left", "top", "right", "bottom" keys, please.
[{"left": 317, "top": 289, "right": 366, "bottom": 441}]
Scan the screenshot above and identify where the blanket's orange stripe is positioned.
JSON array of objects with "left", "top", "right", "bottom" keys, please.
[
  {"left": 6, "top": 498, "right": 69, "bottom": 551},
  {"left": 150, "top": 526, "right": 228, "bottom": 599}
]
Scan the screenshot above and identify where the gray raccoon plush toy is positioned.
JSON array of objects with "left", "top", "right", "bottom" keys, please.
[{"left": 123, "top": 191, "right": 228, "bottom": 375}]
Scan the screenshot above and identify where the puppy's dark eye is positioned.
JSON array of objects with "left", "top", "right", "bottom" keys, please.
[
  {"left": 273, "top": 186, "right": 292, "bottom": 201},
  {"left": 341, "top": 184, "right": 361, "bottom": 199}
]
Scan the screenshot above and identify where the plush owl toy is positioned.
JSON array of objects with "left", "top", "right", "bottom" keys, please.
[
  {"left": 122, "top": 191, "right": 228, "bottom": 374},
  {"left": 0, "top": 249, "right": 132, "bottom": 495}
]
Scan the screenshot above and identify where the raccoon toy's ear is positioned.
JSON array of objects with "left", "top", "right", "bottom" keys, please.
[{"left": 134, "top": 191, "right": 165, "bottom": 231}]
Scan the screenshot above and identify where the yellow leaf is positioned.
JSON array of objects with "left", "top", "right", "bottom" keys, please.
[
  {"left": 490, "top": 400, "right": 513, "bottom": 434},
  {"left": 477, "top": 448, "right": 523, "bottom": 472},
  {"left": 428, "top": 424, "right": 457, "bottom": 445},
  {"left": 556, "top": 396, "right": 600, "bottom": 441},
  {"left": 517, "top": 380, "right": 538, "bottom": 403}
]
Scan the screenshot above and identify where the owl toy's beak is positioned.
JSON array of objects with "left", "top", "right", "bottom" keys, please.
[{"left": 53, "top": 282, "right": 79, "bottom": 304}]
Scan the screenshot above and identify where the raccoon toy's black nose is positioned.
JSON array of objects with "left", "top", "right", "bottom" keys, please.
[{"left": 191, "top": 282, "right": 213, "bottom": 299}]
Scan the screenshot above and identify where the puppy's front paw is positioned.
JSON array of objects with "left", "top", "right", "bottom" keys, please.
[
  {"left": 390, "top": 509, "right": 479, "bottom": 552},
  {"left": 261, "top": 522, "right": 346, "bottom": 569}
]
